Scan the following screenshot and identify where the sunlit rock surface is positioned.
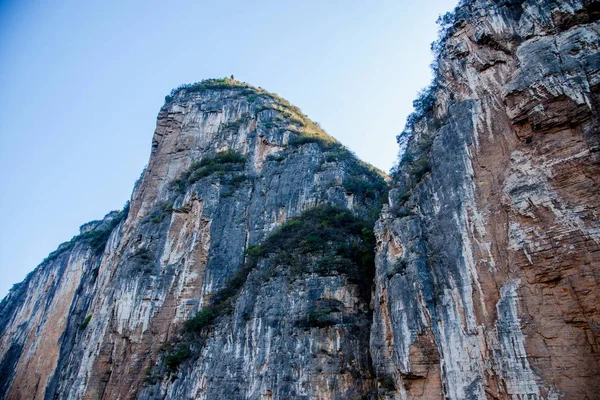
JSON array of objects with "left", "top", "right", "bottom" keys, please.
[
  {"left": 1, "top": 0, "right": 599, "bottom": 399},
  {"left": 372, "top": 0, "right": 599, "bottom": 399},
  {"left": 0, "top": 81, "right": 386, "bottom": 400}
]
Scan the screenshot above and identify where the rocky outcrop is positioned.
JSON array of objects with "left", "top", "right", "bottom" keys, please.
[
  {"left": 372, "top": 0, "right": 600, "bottom": 399},
  {"left": 1, "top": 0, "right": 599, "bottom": 399},
  {"left": 0, "top": 79, "right": 387, "bottom": 399},
  {"left": 140, "top": 205, "right": 378, "bottom": 399},
  {"left": 0, "top": 210, "right": 126, "bottom": 399}
]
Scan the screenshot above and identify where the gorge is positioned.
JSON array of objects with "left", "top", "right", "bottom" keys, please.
[{"left": 1, "top": 0, "right": 599, "bottom": 399}]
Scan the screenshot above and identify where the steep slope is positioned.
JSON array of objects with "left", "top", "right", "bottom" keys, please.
[
  {"left": 141, "top": 205, "right": 378, "bottom": 399},
  {"left": 372, "top": 0, "right": 600, "bottom": 399},
  {"left": 0, "top": 210, "right": 128, "bottom": 399},
  {"left": 0, "top": 79, "right": 387, "bottom": 399},
  {"left": 2, "top": 0, "right": 600, "bottom": 398}
]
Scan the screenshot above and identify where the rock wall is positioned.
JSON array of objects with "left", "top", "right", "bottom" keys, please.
[
  {"left": 0, "top": 213, "right": 124, "bottom": 400},
  {"left": 1, "top": 0, "right": 599, "bottom": 398},
  {"left": 0, "top": 81, "right": 387, "bottom": 400},
  {"left": 372, "top": 0, "right": 599, "bottom": 399}
]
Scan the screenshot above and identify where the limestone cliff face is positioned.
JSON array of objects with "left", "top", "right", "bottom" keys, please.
[
  {"left": 372, "top": 0, "right": 600, "bottom": 399},
  {"left": 0, "top": 80, "right": 386, "bottom": 400},
  {"left": 1, "top": 1, "right": 599, "bottom": 399}
]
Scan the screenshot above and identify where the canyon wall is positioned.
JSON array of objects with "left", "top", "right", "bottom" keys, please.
[
  {"left": 0, "top": 81, "right": 386, "bottom": 399},
  {"left": 372, "top": 0, "right": 599, "bottom": 399},
  {"left": 1, "top": 0, "right": 599, "bottom": 399}
]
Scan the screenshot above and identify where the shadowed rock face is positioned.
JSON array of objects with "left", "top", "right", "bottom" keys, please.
[
  {"left": 1, "top": 1, "right": 599, "bottom": 399},
  {"left": 372, "top": 0, "right": 599, "bottom": 399}
]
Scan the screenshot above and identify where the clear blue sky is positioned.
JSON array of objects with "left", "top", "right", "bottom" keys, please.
[{"left": 0, "top": 0, "right": 457, "bottom": 298}]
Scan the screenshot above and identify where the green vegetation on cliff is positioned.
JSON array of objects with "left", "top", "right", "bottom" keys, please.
[
  {"left": 158, "top": 205, "right": 378, "bottom": 373},
  {"left": 185, "top": 205, "right": 376, "bottom": 334},
  {"left": 171, "top": 150, "right": 247, "bottom": 193},
  {"left": 164, "top": 77, "right": 252, "bottom": 103},
  {"left": 79, "top": 314, "right": 92, "bottom": 330},
  {"left": 44, "top": 202, "right": 130, "bottom": 263},
  {"left": 244, "top": 205, "right": 375, "bottom": 277}
]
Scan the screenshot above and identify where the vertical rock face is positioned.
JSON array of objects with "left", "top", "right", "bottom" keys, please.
[
  {"left": 372, "top": 0, "right": 599, "bottom": 399},
  {"left": 1, "top": 1, "right": 599, "bottom": 399},
  {"left": 0, "top": 80, "right": 387, "bottom": 399},
  {"left": 0, "top": 212, "right": 126, "bottom": 400}
]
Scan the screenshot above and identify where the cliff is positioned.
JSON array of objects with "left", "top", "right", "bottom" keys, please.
[
  {"left": 372, "top": 0, "right": 600, "bottom": 399},
  {"left": 1, "top": 0, "right": 599, "bottom": 399},
  {"left": 0, "top": 79, "right": 387, "bottom": 399}
]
